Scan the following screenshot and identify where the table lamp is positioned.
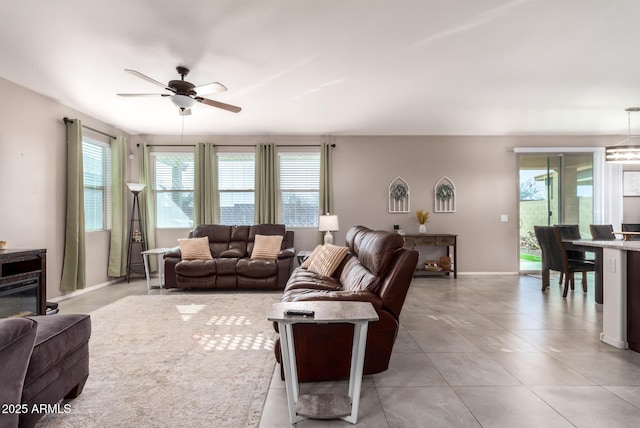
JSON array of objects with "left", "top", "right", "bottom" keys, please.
[{"left": 319, "top": 214, "right": 339, "bottom": 245}]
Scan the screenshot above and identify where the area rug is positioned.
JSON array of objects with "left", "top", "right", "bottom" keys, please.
[{"left": 37, "top": 293, "right": 281, "bottom": 428}]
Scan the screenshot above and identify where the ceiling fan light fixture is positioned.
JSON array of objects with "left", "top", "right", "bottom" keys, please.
[
  {"left": 120, "top": 67, "right": 240, "bottom": 114},
  {"left": 606, "top": 107, "right": 640, "bottom": 164},
  {"left": 171, "top": 94, "right": 195, "bottom": 109}
]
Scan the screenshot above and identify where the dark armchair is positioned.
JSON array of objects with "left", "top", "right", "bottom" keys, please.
[{"left": 0, "top": 314, "right": 91, "bottom": 428}]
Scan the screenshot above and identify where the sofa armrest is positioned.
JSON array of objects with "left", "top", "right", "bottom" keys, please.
[
  {"left": 164, "top": 246, "right": 181, "bottom": 259},
  {"left": 278, "top": 247, "right": 295, "bottom": 259},
  {"left": 0, "top": 317, "right": 38, "bottom": 428},
  {"left": 281, "top": 289, "right": 383, "bottom": 311}
]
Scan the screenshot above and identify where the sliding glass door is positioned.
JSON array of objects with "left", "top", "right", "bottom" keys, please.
[{"left": 518, "top": 153, "right": 594, "bottom": 271}]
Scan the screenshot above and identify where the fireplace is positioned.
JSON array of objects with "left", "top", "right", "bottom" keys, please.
[
  {"left": 0, "top": 277, "right": 39, "bottom": 317},
  {"left": 0, "top": 249, "right": 47, "bottom": 317}
]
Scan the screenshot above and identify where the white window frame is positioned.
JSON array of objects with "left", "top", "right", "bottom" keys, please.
[
  {"left": 217, "top": 151, "right": 256, "bottom": 225},
  {"left": 514, "top": 147, "right": 620, "bottom": 227},
  {"left": 278, "top": 150, "right": 321, "bottom": 228},
  {"left": 82, "top": 137, "right": 111, "bottom": 232},
  {"left": 151, "top": 151, "right": 195, "bottom": 229}
]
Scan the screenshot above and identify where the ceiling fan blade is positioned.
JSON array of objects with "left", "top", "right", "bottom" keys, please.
[
  {"left": 179, "top": 108, "right": 192, "bottom": 116},
  {"left": 117, "top": 93, "right": 171, "bottom": 97},
  {"left": 196, "top": 97, "right": 242, "bottom": 113},
  {"left": 124, "top": 69, "right": 172, "bottom": 91},
  {"left": 194, "top": 82, "right": 227, "bottom": 95}
]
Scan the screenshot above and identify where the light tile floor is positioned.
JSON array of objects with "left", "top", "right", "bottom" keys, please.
[{"left": 59, "top": 274, "right": 640, "bottom": 427}]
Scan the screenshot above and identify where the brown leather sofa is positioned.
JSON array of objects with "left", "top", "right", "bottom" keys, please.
[
  {"left": 164, "top": 224, "right": 295, "bottom": 290},
  {"left": 273, "top": 225, "right": 419, "bottom": 382}
]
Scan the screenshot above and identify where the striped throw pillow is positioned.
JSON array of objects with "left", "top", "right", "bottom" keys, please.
[
  {"left": 301, "top": 245, "right": 323, "bottom": 269},
  {"left": 251, "top": 235, "right": 283, "bottom": 260},
  {"left": 178, "top": 237, "right": 213, "bottom": 260},
  {"left": 307, "top": 244, "right": 349, "bottom": 277}
]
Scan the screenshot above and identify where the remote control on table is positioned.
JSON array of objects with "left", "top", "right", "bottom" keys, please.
[{"left": 284, "top": 309, "right": 315, "bottom": 317}]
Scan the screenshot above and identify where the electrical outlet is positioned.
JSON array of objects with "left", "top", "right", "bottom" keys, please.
[{"left": 606, "top": 258, "right": 616, "bottom": 273}]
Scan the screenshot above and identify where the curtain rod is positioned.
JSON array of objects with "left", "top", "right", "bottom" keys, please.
[
  {"left": 135, "top": 143, "right": 336, "bottom": 148},
  {"left": 63, "top": 117, "right": 116, "bottom": 140}
]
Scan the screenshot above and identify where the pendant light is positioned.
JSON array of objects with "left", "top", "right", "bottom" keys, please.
[{"left": 605, "top": 107, "right": 640, "bottom": 164}]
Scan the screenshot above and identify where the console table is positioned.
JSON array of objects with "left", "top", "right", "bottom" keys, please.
[
  {"left": 402, "top": 234, "right": 457, "bottom": 278},
  {"left": 268, "top": 301, "right": 379, "bottom": 424}
]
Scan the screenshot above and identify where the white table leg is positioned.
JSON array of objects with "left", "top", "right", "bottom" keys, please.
[
  {"left": 341, "top": 322, "right": 369, "bottom": 424},
  {"left": 156, "top": 253, "right": 165, "bottom": 288},
  {"left": 279, "top": 322, "right": 304, "bottom": 424},
  {"left": 142, "top": 253, "right": 151, "bottom": 290}
]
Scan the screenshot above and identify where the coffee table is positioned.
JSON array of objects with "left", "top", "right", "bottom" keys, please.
[{"left": 268, "top": 301, "right": 379, "bottom": 424}]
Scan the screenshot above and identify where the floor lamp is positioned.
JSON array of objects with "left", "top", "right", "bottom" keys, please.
[{"left": 126, "top": 183, "right": 147, "bottom": 282}]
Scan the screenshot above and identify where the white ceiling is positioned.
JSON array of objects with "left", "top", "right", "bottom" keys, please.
[{"left": 2, "top": 0, "right": 640, "bottom": 136}]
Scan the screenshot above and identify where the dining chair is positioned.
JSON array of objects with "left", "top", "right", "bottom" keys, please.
[
  {"left": 622, "top": 223, "right": 640, "bottom": 241},
  {"left": 534, "top": 226, "right": 595, "bottom": 298},
  {"left": 555, "top": 224, "right": 587, "bottom": 259},
  {"left": 553, "top": 226, "right": 595, "bottom": 298},
  {"left": 589, "top": 224, "right": 616, "bottom": 240},
  {"left": 534, "top": 226, "right": 565, "bottom": 292},
  {"left": 554, "top": 224, "right": 591, "bottom": 284}
]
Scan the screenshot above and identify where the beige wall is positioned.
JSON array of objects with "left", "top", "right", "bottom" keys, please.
[
  {"left": 0, "top": 77, "right": 129, "bottom": 299},
  {"left": 334, "top": 136, "right": 522, "bottom": 273},
  {"left": 132, "top": 134, "right": 624, "bottom": 274},
  {"left": 2, "top": 75, "right": 638, "bottom": 300}
]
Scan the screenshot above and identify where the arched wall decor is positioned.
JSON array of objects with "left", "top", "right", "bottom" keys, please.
[
  {"left": 389, "top": 177, "right": 410, "bottom": 213},
  {"left": 434, "top": 176, "right": 456, "bottom": 213}
]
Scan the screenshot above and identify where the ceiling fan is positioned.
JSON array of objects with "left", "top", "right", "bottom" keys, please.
[{"left": 117, "top": 66, "right": 241, "bottom": 115}]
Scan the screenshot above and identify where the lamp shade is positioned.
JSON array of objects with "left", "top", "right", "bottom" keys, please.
[
  {"left": 126, "top": 182, "right": 146, "bottom": 192},
  {"left": 318, "top": 215, "right": 339, "bottom": 232},
  {"left": 171, "top": 94, "right": 195, "bottom": 109}
]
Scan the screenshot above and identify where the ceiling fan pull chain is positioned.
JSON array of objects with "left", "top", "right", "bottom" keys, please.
[{"left": 181, "top": 116, "right": 185, "bottom": 144}]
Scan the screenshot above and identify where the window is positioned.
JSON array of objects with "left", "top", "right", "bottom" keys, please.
[
  {"left": 218, "top": 153, "right": 255, "bottom": 225},
  {"left": 151, "top": 152, "right": 194, "bottom": 228},
  {"left": 82, "top": 138, "right": 111, "bottom": 231},
  {"left": 279, "top": 152, "right": 320, "bottom": 227}
]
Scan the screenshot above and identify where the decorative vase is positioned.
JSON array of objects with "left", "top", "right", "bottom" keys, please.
[{"left": 419, "top": 224, "right": 427, "bottom": 234}]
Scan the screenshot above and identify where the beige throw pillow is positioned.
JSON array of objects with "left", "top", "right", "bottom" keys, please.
[
  {"left": 301, "top": 245, "right": 323, "bottom": 269},
  {"left": 307, "top": 244, "right": 349, "bottom": 277},
  {"left": 251, "top": 234, "right": 283, "bottom": 260},
  {"left": 178, "top": 237, "right": 213, "bottom": 260}
]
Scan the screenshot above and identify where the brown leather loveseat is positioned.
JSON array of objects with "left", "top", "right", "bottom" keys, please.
[
  {"left": 164, "top": 224, "right": 295, "bottom": 290},
  {"left": 273, "top": 225, "right": 418, "bottom": 382}
]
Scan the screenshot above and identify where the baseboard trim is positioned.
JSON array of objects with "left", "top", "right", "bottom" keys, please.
[
  {"left": 458, "top": 272, "right": 520, "bottom": 276},
  {"left": 49, "top": 278, "right": 123, "bottom": 302}
]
